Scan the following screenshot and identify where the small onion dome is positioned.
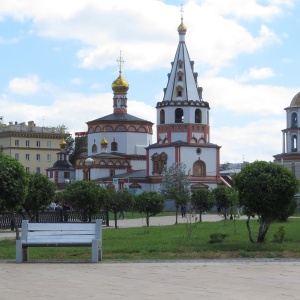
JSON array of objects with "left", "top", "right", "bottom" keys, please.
[
  {"left": 112, "top": 72, "right": 129, "bottom": 93},
  {"left": 178, "top": 19, "right": 187, "bottom": 35},
  {"left": 290, "top": 92, "right": 300, "bottom": 107},
  {"left": 100, "top": 137, "right": 108, "bottom": 148},
  {"left": 60, "top": 139, "right": 67, "bottom": 149}
]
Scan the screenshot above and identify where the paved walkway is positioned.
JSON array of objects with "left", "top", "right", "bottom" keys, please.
[
  {"left": 1, "top": 215, "right": 299, "bottom": 299},
  {"left": 0, "top": 260, "right": 299, "bottom": 299}
]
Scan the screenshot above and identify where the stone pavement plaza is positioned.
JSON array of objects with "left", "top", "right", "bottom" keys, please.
[
  {"left": 0, "top": 260, "right": 300, "bottom": 299},
  {"left": 0, "top": 215, "right": 300, "bottom": 299}
]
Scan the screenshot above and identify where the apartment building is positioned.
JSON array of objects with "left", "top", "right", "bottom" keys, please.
[{"left": 0, "top": 120, "right": 69, "bottom": 174}]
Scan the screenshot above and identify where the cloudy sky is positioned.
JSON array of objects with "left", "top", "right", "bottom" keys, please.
[{"left": 1, "top": 0, "right": 300, "bottom": 164}]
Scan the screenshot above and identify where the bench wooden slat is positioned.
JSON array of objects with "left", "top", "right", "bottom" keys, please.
[
  {"left": 26, "top": 237, "right": 93, "bottom": 244},
  {"left": 27, "top": 223, "right": 95, "bottom": 231},
  {"left": 26, "top": 230, "right": 96, "bottom": 237}
]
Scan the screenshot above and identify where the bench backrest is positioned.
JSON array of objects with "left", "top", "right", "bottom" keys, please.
[{"left": 21, "top": 220, "right": 102, "bottom": 245}]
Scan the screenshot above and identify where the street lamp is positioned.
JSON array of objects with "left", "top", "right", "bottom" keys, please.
[{"left": 85, "top": 157, "right": 94, "bottom": 181}]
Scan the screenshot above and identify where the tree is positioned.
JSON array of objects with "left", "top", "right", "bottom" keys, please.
[
  {"left": 70, "top": 135, "right": 88, "bottom": 165},
  {"left": 103, "top": 188, "right": 134, "bottom": 228},
  {"left": 191, "top": 189, "right": 215, "bottom": 222},
  {"left": 233, "top": 161, "right": 299, "bottom": 243},
  {"left": 62, "top": 180, "right": 103, "bottom": 221},
  {"left": 22, "top": 172, "right": 57, "bottom": 221},
  {"left": 212, "top": 186, "right": 231, "bottom": 219},
  {"left": 0, "top": 153, "right": 29, "bottom": 238},
  {"left": 160, "top": 162, "right": 191, "bottom": 224},
  {"left": 135, "top": 191, "right": 165, "bottom": 226}
]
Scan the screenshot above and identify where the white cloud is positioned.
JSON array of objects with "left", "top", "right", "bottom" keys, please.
[
  {"left": 213, "top": 118, "right": 284, "bottom": 163},
  {"left": 201, "top": 76, "right": 299, "bottom": 116},
  {"left": 8, "top": 75, "right": 40, "bottom": 95},
  {"left": 0, "top": 0, "right": 287, "bottom": 71},
  {"left": 70, "top": 78, "right": 82, "bottom": 85},
  {"left": 238, "top": 67, "right": 276, "bottom": 82}
]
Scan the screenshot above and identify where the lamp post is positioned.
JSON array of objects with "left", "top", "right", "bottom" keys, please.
[{"left": 85, "top": 157, "right": 94, "bottom": 181}]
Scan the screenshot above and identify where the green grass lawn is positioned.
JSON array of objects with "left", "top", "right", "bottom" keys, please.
[{"left": 1, "top": 218, "right": 300, "bottom": 261}]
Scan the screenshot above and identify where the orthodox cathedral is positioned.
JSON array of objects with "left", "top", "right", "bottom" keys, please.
[{"left": 71, "top": 16, "right": 226, "bottom": 192}]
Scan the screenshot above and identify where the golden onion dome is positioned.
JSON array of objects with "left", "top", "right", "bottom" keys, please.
[
  {"left": 290, "top": 92, "right": 300, "bottom": 107},
  {"left": 178, "top": 19, "right": 187, "bottom": 34},
  {"left": 60, "top": 139, "right": 67, "bottom": 149},
  {"left": 100, "top": 137, "right": 108, "bottom": 148},
  {"left": 112, "top": 72, "right": 129, "bottom": 93}
]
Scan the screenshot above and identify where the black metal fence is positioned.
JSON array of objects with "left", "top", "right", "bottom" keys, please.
[{"left": 0, "top": 210, "right": 109, "bottom": 230}]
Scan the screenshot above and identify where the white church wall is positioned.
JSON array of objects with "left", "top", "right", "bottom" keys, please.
[
  {"left": 171, "top": 132, "right": 187, "bottom": 142},
  {"left": 88, "top": 131, "right": 151, "bottom": 155}
]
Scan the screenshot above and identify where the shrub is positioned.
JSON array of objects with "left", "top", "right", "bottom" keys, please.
[
  {"left": 273, "top": 226, "right": 285, "bottom": 244},
  {"left": 209, "top": 233, "right": 229, "bottom": 243}
]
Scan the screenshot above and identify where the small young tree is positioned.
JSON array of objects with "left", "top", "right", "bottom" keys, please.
[
  {"left": 191, "top": 189, "right": 215, "bottom": 222},
  {"left": 62, "top": 180, "right": 103, "bottom": 221},
  {"left": 0, "top": 153, "right": 29, "bottom": 238},
  {"left": 233, "top": 161, "right": 299, "bottom": 243},
  {"left": 22, "top": 172, "right": 57, "bottom": 221},
  {"left": 160, "top": 162, "right": 191, "bottom": 224},
  {"left": 102, "top": 188, "right": 134, "bottom": 228},
  {"left": 212, "top": 186, "right": 231, "bottom": 219},
  {"left": 135, "top": 191, "right": 165, "bottom": 227}
]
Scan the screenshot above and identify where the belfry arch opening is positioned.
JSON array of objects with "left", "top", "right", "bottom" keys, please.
[
  {"left": 175, "top": 108, "right": 184, "bottom": 123},
  {"left": 291, "top": 112, "right": 298, "bottom": 128},
  {"left": 292, "top": 135, "right": 297, "bottom": 152},
  {"left": 160, "top": 109, "right": 165, "bottom": 124},
  {"left": 195, "top": 109, "right": 201, "bottom": 123}
]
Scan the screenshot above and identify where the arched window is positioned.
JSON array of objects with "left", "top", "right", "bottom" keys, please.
[
  {"left": 291, "top": 112, "right": 298, "bottom": 128},
  {"left": 195, "top": 109, "right": 201, "bottom": 123},
  {"left": 175, "top": 108, "right": 184, "bottom": 123},
  {"left": 193, "top": 160, "right": 206, "bottom": 176},
  {"left": 92, "top": 144, "right": 97, "bottom": 153},
  {"left": 151, "top": 152, "right": 168, "bottom": 174},
  {"left": 160, "top": 109, "right": 165, "bottom": 124},
  {"left": 292, "top": 135, "right": 297, "bottom": 152},
  {"left": 111, "top": 141, "right": 118, "bottom": 151}
]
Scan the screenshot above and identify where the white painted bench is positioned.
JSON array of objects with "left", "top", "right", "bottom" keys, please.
[{"left": 16, "top": 219, "right": 102, "bottom": 263}]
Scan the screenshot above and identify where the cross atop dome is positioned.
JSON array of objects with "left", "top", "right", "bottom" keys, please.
[{"left": 117, "top": 50, "right": 125, "bottom": 74}]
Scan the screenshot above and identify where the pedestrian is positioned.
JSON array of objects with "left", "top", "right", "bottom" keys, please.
[
  {"left": 119, "top": 210, "right": 125, "bottom": 219},
  {"left": 181, "top": 204, "right": 186, "bottom": 217},
  {"left": 63, "top": 202, "right": 70, "bottom": 222}
]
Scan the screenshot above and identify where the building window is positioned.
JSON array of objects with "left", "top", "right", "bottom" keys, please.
[
  {"left": 160, "top": 109, "right": 165, "bottom": 124},
  {"left": 195, "top": 109, "right": 201, "bottom": 123},
  {"left": 36, "top": 141, "right": 41, "bottom": 147},
  {"left": 92, "top": 144, "right": 97, "bottom": 153},
  {"left": 26, "top": 167, "right": 30, "bottom": 172},
  {"left": 15, "top": 153, "right": 19, "bottom": 160},
  {"left": 47, "top": 141, "right": 51, "bottom": 148},
  {"left": 175, "top": 108, "right": 184, "bottom": 123},
  {"left": 111, "top": 141, "right": 118, "bottom": 151},
  {"left": 49, "top": 171, "right": 53, "bottom": 178},
  {"left": 26, "top": 154, "right": 30, "bottom": 161},
  {"left": 292, "top": 135, "right": 297, "bottom": 152},
  {"left": 177, "top": 90, "right": 182, "bottom": 97},
  {"left": 291, "top": 112, "right": 298, "bottom": 128},
  {"left": 110, "top": 170, "right": 115, "bottom": 177},
  {"left": 193, "top": 160, "right": 206, "bottom": 176},
  {"left": 15, "top": 140, "right": 19, "bottom": 147},
  {"left": 47, "top": 154, "right": 51, "bottom": 162},
  {"left": 26, "top": 140, "right": 30, "bottom": 147},
  {"left": 36, "top": 154, "right": 40, "bottom": 161},
  {"left": 64, "top": 172, "right": 70, "bottom": 179},
  {"left": 151, "top": 152, "right": 168, "bottom": 174},
  {"left": 36, "top": 167, "right": 41, "bottom": 173}
]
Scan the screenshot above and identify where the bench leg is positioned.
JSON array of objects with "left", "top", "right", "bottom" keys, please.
[
  {"left": 92, "top": 239, "right": 102, "bottom": 263},
  {"left": 16, "top": 240, "right": 23, "bottom": 263}
]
